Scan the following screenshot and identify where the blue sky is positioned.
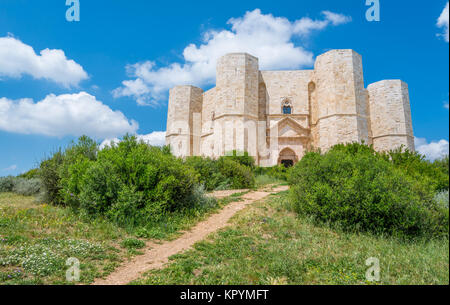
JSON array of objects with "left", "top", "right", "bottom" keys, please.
[{"left": 0, "top": 0, "right": 449, "bottom": 176}]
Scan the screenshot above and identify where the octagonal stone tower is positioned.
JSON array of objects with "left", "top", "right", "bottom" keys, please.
[
  {"left": 211, "top": 53, "right": 259, "bottom": 158},
  {"left": 311, "top": 49, "right": 370, "bottom": 151},
  {"left": 367, "top": 80, "right": 415, "bottom": 152},
  {"left": 166, "top": 85, "right": 203, "bottom": 157}
]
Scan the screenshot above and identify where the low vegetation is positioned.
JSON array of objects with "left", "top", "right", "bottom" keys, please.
[
  {"left": 184, "top": 155, "right": 255, "bottom": 191},
  {"left": 0, "top": 189, "right": 248, "bottom": 284},
  {"left": 0, "top": 192, "right": 133, "bottom": 284},
  {"left": 254, "top": 165, "right": 290, "bottom": 182},
  {"left": 289, "top": 143, "right": 449, "bottom": 238},
  {"left": 133, "top": 191, "right": 449, "bottom": 285},
  {"left": 1, "top": 137, "right": 448, "bottom": 285},
  {"left": 0, "top": 176, "right": 42, "bottom": 197},
  {"left": 35, "top": 135, "right": 259, "bottom": 232}
]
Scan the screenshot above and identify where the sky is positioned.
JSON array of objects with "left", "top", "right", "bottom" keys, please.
[{"left": 0, "top": 0, "right": 449, "bottom": 176}]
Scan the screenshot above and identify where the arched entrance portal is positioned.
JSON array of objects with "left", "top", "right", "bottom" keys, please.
[{"left": 278, "top": 147, "right": 298, "bottom": 168}]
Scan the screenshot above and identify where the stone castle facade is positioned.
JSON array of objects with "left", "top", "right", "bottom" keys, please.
[{"left": 166, "top": 49, "right": 414, "bottom": 167}]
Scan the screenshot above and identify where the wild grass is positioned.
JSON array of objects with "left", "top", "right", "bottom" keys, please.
[
  {"left": 133, "top": 191, "right": 449, "bottom": 285},
  {"left": 0, "top": 190, "right": 247, "bottom": 285},
  {"left": 133, "top": 191, "right": 248, "bottom": 241},
  {"left": 254, "top": 174, "right": 285, "bottom": 188},
  {"left": 0, "top": 192, "right": 138, "bottom": 284}
]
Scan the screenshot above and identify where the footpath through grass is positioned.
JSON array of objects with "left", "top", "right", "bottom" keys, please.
[
  {"left": 0, "top": 191, "right": 247, "bottom": 285},
  {"left": 133, "top": 191, "right": 449, "bottom": 285}
]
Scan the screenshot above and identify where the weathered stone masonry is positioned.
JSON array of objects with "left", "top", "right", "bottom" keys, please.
[{"left": 166, "top": 49, "right": 415, "bottom": 166}]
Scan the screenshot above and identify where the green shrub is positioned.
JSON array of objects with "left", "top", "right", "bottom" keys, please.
[
  {"left": 0, "top": 176, "right": 15, "bottom": 193},
  {"left": 185, "top": 155, "right": 255, "bottom": 190},
  {"left": 217, "top": 157, "right": 255, "bottom": 189},
  {"left": 53, "top": 135, "right": 200, "bottom": 227},
  {"left": 186, "top": 184, "right": 217, "bottom": 210},
  {"left": 12, "top": 178, "right": 42, "bottom": 196},
  {"left": 381, "top": 147, "right": 449, "bottom": 192},
  {"left": 289, "top": 143, "right": 448, "bottom": 238},
  {"left": 225, "top": 150, "right": 256, "bottom": 169},
  {"left": 185, "top": 157, "right": 225, "bottom": 191},
  {"left": 120, "top": 238, "right": 146, "bottom": 250},
  {"left": 434, "top": 155, "right": 449, "bottom": 177},
  {"left": 0, "top": 176, "right": 42, "bottom": 196},
  {"left": 18, "top": 168, "right": 40, "bottom": 180},
  {"left": 255, "top": 165, "right": 290, "bottom": 181},
  {"left": 39, "top": 150, "right": 65, "bottom": 205},
  {"left": 38, "top": 136, "right": 99, "bottom": 205}
]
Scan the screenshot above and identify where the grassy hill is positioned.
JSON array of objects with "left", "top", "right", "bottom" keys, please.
[{"left": 133, "top": 191, "right": 449, "bottom": 285}]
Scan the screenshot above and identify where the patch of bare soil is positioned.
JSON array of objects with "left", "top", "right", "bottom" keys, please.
[{"left": 208, "top": 189, "right": 249, "bottom": 199}]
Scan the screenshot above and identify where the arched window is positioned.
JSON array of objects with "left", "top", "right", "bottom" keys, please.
[
  {"left": 282, "top": 99, "right": 292, "bottom": 114},
  {"left": 283, "top": 105, "right": 292, "bottom": 114}
]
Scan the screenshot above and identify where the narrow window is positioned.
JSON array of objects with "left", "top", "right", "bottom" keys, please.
[{"left": 283, "top": 105, "right": 292, "bottom": 114}]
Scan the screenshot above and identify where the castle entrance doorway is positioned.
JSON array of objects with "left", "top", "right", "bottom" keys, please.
[{"left": 278, "top": 147, "right": 298, "bottom": 168}]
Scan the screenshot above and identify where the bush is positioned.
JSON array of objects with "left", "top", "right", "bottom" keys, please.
[
  {"left": 185, "top": 155, "right": 255, "bottom": 191},
  {"left": 225, "top": 150, "right": 256, "bottom": 169},
  {"left": 120, "top": 238, "right": 146, "bottom": 250},
  {"left": 50, "top": 135, "right": 200, "bottom": 227},
  {"left": 381, "top": 147, "right": 449, "bottom": 192},
  {"left": 39, "top": 150, "right": 65, "bottom": 205},
  {"left": 184, "top": 157, "right": 225, "bottom": 191},
  {"left": 217, "top": 157, "right": 255, "bottom": 189},
  {"left": 255, "top": 165, "right": 290, "bottom": 181},
  {"left": 289, "top": 143, "right": 448, "bottom": 238},
  {"left": 0, "top": 176, "right": 15, "bottom": 193},
  {"left": 434, "top": 155, "right": 449, "bottom": 177},
  {"left": 0, "top": 176, "right": 42, "bottom": 196},
  {"left": 18, "top": 168, "right": 40, "bottom": 180},
  {"left": 12, "top": 178, "right": 42, "bottom": 196},
  {"left": 38, "top": 136, "right": 98, "bottom": 205},
  {"left": 186, "top": 184, "right": 217, "bottom": 210}
]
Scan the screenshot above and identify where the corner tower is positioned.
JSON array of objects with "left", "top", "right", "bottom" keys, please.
[
  {"left": 166, "top": 85, "right": 203, "bottom": 157},
  {"left": 367, "top": 80, "right": 414, "bottom": 152},
  {"left": 311, "top": 49, "right": 370, "bottom": 151},
  {"left": 213, "top": 53, "right": 259, "bottom": 158}
]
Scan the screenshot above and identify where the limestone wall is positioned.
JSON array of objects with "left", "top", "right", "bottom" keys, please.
[
  {"left": 212, "top": 53, "right": 260, "bottom": 158},
  {"left": 199, "top": 88, "right": 216, "bottom": 158},
  {"left": 166, "top": 50, "right": 415, "bottom": 167},
  {"left": 260, "top": 70, "right": 313, "bottom": 116},
  {"left": 367, "top": 80, "right": 415, "bottom": 151},
  {"left": 312, "top": 49, "right": 370, "bottom": 151},
  {"left": 166, "top": 85, "right": 203, "bottom": 157},
  {"left": 215, "top": 53, "right": 259, "bottom": 119}
]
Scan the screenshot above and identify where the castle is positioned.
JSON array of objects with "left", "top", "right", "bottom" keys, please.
[{"left": 166, "top": 50, "right": 414, "bottom": 167}]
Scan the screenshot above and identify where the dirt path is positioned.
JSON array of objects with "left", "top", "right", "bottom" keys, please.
[
  {"left": 92, "top": 185, "right": 289, "bottom": 285},
  {"left": 208, "top": 189, "right": 249, "bottom": 199}
]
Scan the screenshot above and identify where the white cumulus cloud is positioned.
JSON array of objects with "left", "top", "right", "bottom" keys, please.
[
  {"left": 100, "top": 131, "right": 167, "bottom": 149},
  {"left": 113, "top": 9, "right": 351, "bottom": 106},
  {"left": 0, "top": 35, "right": 88, "bottom": 87},
  {"left": 437, "top": 2, "right": 449, "bottom": 42},
  {"left": 415, "top": 137, "right": 449, "bottom": 161},
  {"left": 0, "top": 92, "right": 138, "bottom": 139},
  {"left": 2, "top": 165, "right": 17, "bottom": 172}
]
